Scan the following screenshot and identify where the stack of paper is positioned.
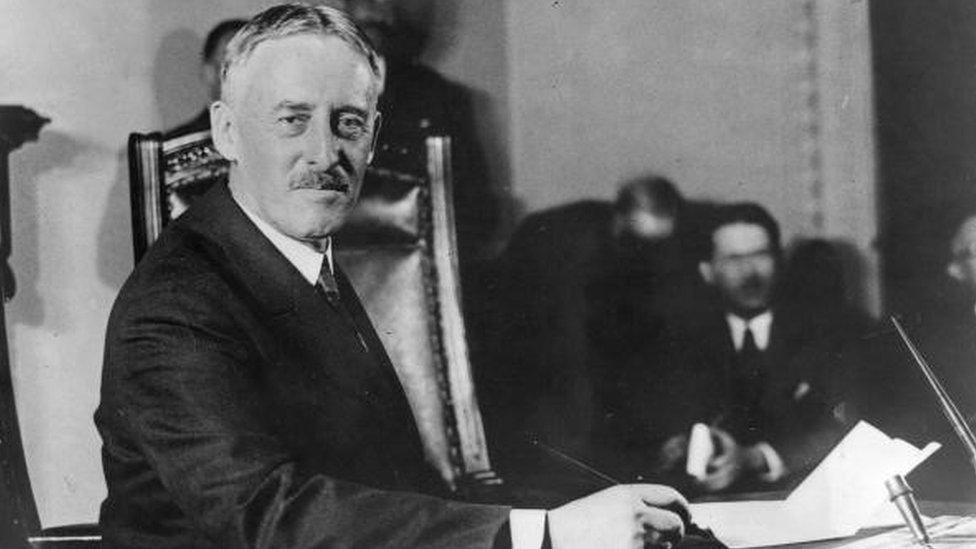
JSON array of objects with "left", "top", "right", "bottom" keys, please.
[{"left": 689, "top": 421, "right": 941, "bottom": 548}]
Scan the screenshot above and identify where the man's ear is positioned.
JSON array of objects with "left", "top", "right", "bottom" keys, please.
[
  {"left": 367, "top": 112, "right": 382, "bottom": 164},
  {"left": 948, "top": 261, "right": 964, "bottom": 282},
  {"left": 699, "top": 261, "right": 714, "bottom": 284},
  {"left": 210, "top": 101, "right": 238, "bottom": 162}
]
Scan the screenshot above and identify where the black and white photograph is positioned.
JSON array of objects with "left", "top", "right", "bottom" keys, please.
[{"left": 2, "top": 1, "right": 976, "bottom": 547}]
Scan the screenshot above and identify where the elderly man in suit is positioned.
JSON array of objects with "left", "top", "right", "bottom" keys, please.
[{"left": 96, "top": 4, "right": 693, "bottom": 548}]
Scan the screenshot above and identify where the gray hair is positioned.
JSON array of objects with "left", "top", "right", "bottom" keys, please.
[{"left": 221, "top": 3, "right": 381, "bottom": 103}]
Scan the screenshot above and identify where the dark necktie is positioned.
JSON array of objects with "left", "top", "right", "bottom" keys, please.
[
  {"left": 317, "top": 259, "right": 368, "bottom": 352},
  {"left": 735, "top": 325, "right": 766, "bottom": 438},
  {"left": 317, "top": 259, "right": 341, "bottom": 305},
  {"left": 313, "top": 260, "right": 423, "bottom": 479},
  {"left": 740, "top": 326, "right": 759, "bottom": 361}
]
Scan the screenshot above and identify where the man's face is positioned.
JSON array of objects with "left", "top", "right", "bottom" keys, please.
[
  {"left": 947, "top": 217, "right": 976, "bottom": 293},
  {"left": 213, "top": 35, "right": 379, "bottom": 245},
  {"left": 700, "top": 222, "right": 777, "bottom": 316}
]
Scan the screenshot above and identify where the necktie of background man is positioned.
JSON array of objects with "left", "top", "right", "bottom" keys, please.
[{"left": 733, "top": 326, "right": 766, "bottom": 438}]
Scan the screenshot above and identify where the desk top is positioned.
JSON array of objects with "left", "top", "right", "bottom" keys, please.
[{"left": 756, "top": 501, "right": 976, "bottom": 549}]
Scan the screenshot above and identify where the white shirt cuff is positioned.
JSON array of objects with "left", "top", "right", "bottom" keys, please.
[
  {"left": 510, "top": 509, "right": 547, "bottom": 549},
  {"left": 755, "top": 442, "right": 787, "bottom": 482}
]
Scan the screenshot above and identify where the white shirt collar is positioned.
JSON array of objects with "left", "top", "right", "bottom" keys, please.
[
  {"left": 231, "top": 193, "right": 333, "bottom": 286},
  {"left": 726, "top": 310, "right": 774, "bottom": 351}
]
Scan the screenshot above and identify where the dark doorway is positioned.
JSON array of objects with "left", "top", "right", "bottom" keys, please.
[{"left": 873, "top": 0, "right": 976, "bottom": 316}]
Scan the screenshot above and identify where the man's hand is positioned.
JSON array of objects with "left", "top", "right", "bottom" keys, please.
[
  {"left": 548, "top": 484, "right": 688, "bottom": 549},
  {"left": 696, "top": 427, "right": 767, "bottom": 492}
]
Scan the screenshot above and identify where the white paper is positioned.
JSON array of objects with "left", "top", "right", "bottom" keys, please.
[
  {"left": 686, "top": 422, "right": 713, "bottom": 480},
  {"left": 691, "top": 501, "right": 838, "bottom": 548},
  {"left": 689, "top": 421, "right": 940, "bottom": 548}
]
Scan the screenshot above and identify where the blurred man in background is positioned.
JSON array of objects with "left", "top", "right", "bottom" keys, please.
[
  {"left": 481, "top": 176, "right": 707, "bottom": 496},
  {"left": 603, "top": 203, "right": 855, "bottom": 494},
  {"left": 165, "top": 18, "right": 247, "bottom": 138}
]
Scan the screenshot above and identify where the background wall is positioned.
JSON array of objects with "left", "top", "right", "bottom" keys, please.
[
  {"left": 2, "top": 0, "right": 876, "bottom": 527},
  {"left": 505, "top": 0, "right": 878, "bottom": 309}
]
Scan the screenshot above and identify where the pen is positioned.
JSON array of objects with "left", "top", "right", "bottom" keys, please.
[{"left": 528, "top": 438, "right": 622, "bottom": 485}]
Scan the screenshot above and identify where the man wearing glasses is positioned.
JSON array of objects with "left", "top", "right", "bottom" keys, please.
[{"left": 603, "top": 203, "right": 852, "bottom": 494}]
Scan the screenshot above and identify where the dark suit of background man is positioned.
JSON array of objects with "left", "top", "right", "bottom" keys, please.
[
  {"left": 608, "top": 204, "right": 853, "bottom": 494},
  {"left": 482, "top": 176, "right": 706, "bottom": 494},
  {"left": 165, "top": 19, "right": 247, "bottom": 139},
  {"left": 95, "top": 4, "right": 691, "bottom": 548}
]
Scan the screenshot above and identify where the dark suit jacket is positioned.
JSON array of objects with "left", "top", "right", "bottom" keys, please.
[
  {"left": 478, "top": 201, "right": 616, "bottom": 493},
  {"left": 95, "top": 183, "right": 510, "bottom": 548},
  {"left": 598, "top": 302, "right": 858, "bottom": 488},
  {"left": 480, "top": 201, "right": 709, "bottom": 498}
]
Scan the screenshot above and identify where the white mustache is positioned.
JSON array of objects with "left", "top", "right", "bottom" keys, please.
[{"left": 290, "top": 170, "right": 349, "bottom": 193}]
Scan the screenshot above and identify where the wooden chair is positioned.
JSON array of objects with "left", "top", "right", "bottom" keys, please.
[
  {"left": 127, "top": 129, "right": 228, "bottom": 262},
  {"left": 127, "top": 130, "right": 499, "bottom": 493}
]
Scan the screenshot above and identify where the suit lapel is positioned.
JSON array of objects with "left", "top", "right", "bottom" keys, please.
[
  {"left": 334, "top": 267, "right": 419, "bottom": 422},
  {"left": 766, "top": 310, "right": 788, "bottom": 362}
]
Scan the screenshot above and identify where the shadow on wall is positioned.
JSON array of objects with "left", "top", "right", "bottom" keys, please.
[
  {"left": 153, "top": 28, "right": 206, "bottom": 132},
  {"left": 418, "top": 0, "right": 517, "bottom": 253},
  {"left": 96, "top": 149, "right": 136, "bottom": 289},
  {"left": 7, "top": 130, "right": 93, "bottom": 328},
  {"left": 425, "top": 0, "right": 518, "bottom": 247},
  {"left": 466, "top": 84, "right": 519, "bottom": 253},
  {"left": 99, "top": 24, "right": 209, "bottom": 283},
  {"left": 418, "top": 0, "right": 459, "bottom": 66}
]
